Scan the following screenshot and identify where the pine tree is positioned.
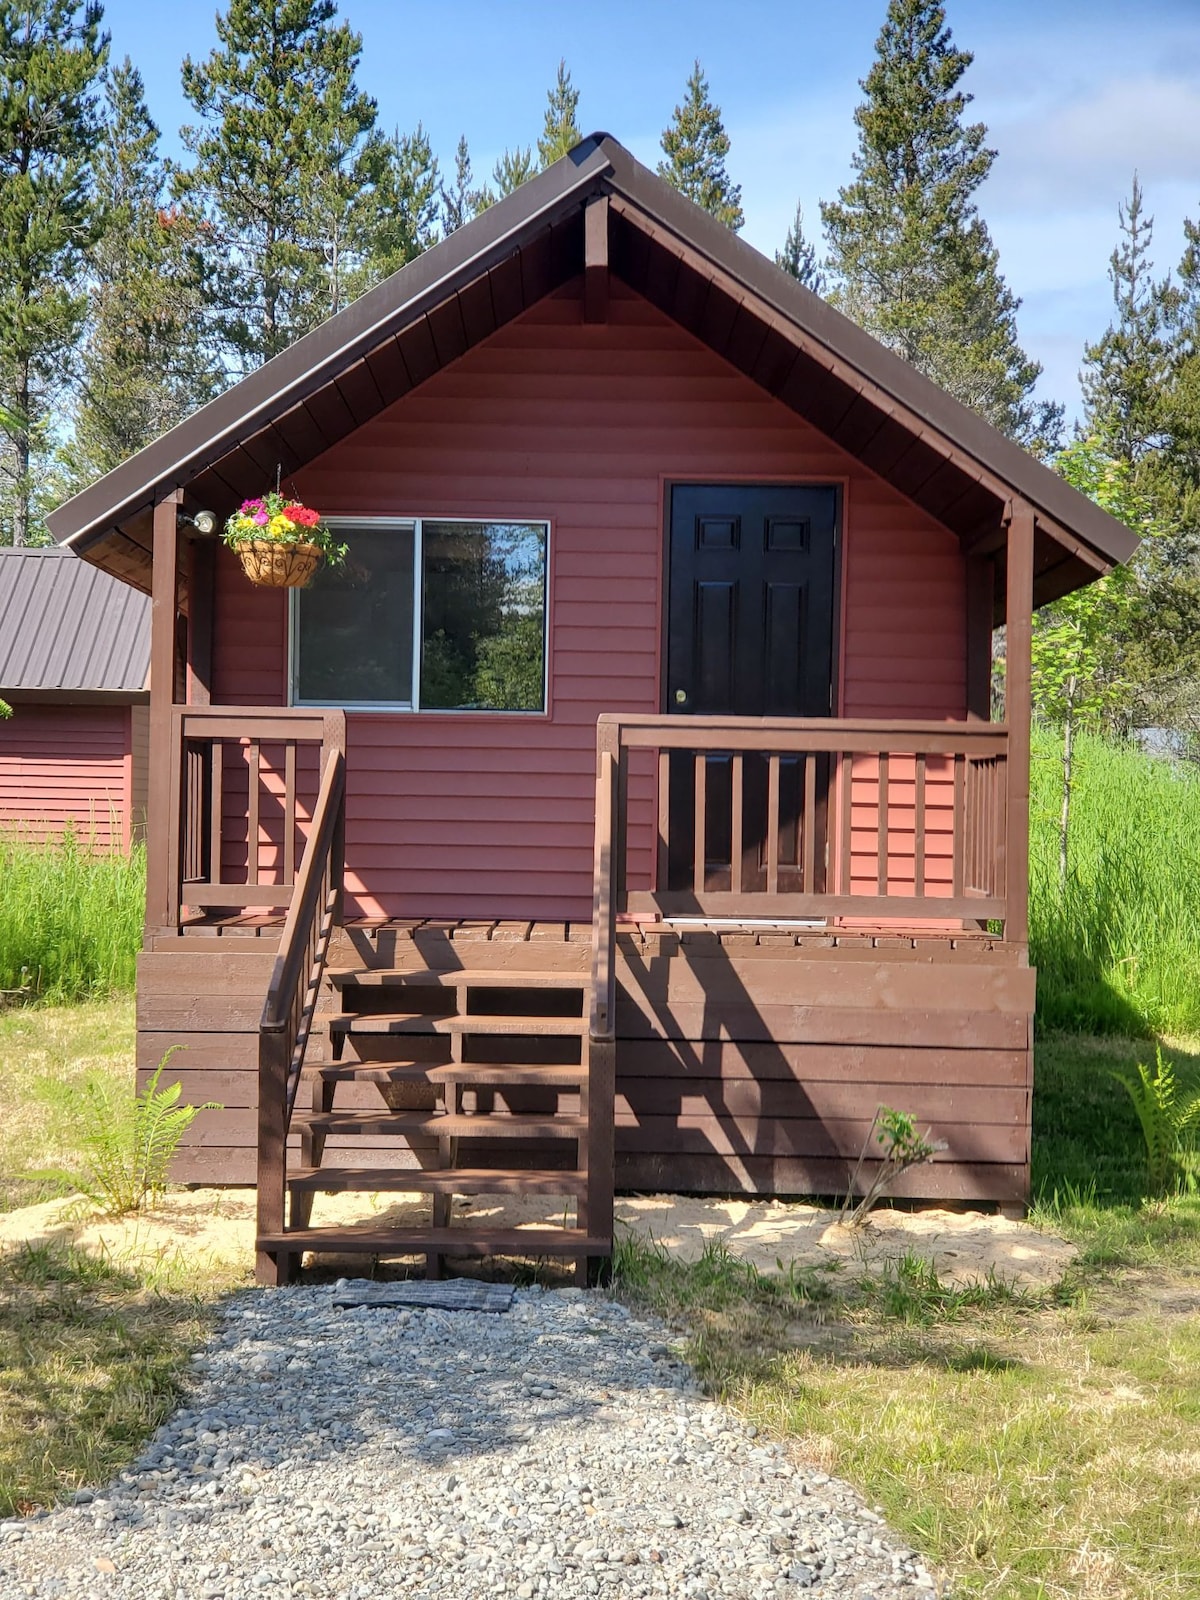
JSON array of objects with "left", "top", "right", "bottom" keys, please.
[
  {"left": 820, "top": 0, "right": 1058, "bottom": 449},
  {"left": 358, "top": 124, "right": 439, "bottom": 287},
  {"left": 64, "top": 60, "right": 219, "bottom": 486},
  {"left": 1080, "top": 176, "right": 1175, "bottom": 464},
  {"left": 440, "top": 135, "right": 484, "bottom": 233},
  {"left": 0, "top": 0, "right": 108, "bottom": 545},
  {"left": 657, "top": 60, "right": 743, "bottom": 231},
  {"left": 174, "top": 0, "right": 380, "bottom": 373},
  {"left": 537, "top": 59, "right": 580, "bottom": 167},
  {"left": 776, "top": 201, "right": 824, "bottom": 293},
  {"left": 492, "top": 145, "right": 536, "bottom": 197}
]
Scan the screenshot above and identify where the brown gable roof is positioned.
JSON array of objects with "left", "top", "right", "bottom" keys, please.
[
  {"left": 47, "top": 133, "right": 1137, "bottom": 607},
  {"left": 0, "top": 546, "right": 149, "bottom": 700}
]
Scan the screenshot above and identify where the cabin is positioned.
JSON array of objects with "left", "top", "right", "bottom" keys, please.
[
  {"left": 0, "top": 545, "right": 149, "bottom": 852},
  {"left": 47, "top": 136, "right": 1137, "bottom": 1285}
]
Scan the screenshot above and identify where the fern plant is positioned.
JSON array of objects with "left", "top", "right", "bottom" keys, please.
[
  {"left": 1111, "top": 1047, "right": 1200, "bottom": 1198},
  {"left": 37, "top": 1050, "right": 219, "bottom": 1217}
]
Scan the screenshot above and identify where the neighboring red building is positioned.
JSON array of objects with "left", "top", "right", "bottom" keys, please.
[
  {"left": 48, "top": 136, "right": 1138, "bottom": 1280},
  {"left": 0, "top": 546, "right": 149, "bottom": 852}
]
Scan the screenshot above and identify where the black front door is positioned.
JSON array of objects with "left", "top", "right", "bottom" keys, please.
[
  {"left": 666, "top": 483, "right": 838, "bottom": 717},
  {"left": 664, "top": 484, "right": 839, "bottom": 894}
]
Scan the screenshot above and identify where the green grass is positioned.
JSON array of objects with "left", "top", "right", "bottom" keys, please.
[
  {"left": 0, "top": 1241, "right": 219, "bottom": 1517},
  {"left": 0, "top": 997, "right": 135, "bottom": 1212},
  {"left": 1030, "top": 727, "right": 1200, "bottom": 1035},
  {"left": 615, "top": 1025, "right": 1200, "bottom": 1600},
  {"left": 0, "top": 832, "right": 144, "bottom": 1003}
]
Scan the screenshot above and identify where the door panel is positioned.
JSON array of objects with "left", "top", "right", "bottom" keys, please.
[
  {"left": 665, "top": 484, "right": 839, "bottom": 895},
  {"left": 668, "top": 483, "right": 837, "bottom": 719}
]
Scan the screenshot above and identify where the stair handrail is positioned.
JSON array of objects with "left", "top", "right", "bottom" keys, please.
[
  {"left": 256, "top": 746, "right": 345, "bottom": 1281},
  {"left": 590, "top": 734, "right": 619, "bottom": 1041}
]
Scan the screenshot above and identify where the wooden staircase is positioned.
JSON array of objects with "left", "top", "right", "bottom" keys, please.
[{"left": 257, "top": 966, "right": 615, "bottom": 1282}]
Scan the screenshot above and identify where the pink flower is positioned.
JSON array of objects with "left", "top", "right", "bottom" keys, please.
[
  {"left": 240, "top": 498, "right": 262, "bottom": 514},
  {"left": 252, "top": 509, "right": 269, "bottom": 525}
]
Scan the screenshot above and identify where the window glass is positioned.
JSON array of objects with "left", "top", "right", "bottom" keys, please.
[
  {"left": 420, "top": 521, "right": 547, "bottom": 711},
  {"left": 294, "top": 525, "right": 414, "bottom": 704}
]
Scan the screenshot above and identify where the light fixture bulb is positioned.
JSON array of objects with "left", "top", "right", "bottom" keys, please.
[{"left": 192, "top": 509, "right": 218, "bottom": 536}]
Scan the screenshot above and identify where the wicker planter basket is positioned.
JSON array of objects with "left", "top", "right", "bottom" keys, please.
[{"left": 235, "top": 539, "right": 324, "bottom": 588}]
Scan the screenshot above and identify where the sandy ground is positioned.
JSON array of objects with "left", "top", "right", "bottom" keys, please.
[{"left": 0, "top": 1186, "right": 1077, "bottom": 1291}]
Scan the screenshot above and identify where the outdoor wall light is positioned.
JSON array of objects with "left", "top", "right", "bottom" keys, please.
[{"left": 179, "top": 508, "right": 219, "bottom": 535}]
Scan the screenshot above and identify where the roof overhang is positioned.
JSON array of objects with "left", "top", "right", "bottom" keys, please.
[{"left": 48, "top": 133, "right": 1138, "bottom": 611}]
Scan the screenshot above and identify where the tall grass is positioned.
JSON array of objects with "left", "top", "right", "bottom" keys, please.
[
  {"left": 0, "top": 832, "right": 144, "bottom": 1003},
  {"left": 1030, "top": 726, "right": 1200, "bottom": 1034}
]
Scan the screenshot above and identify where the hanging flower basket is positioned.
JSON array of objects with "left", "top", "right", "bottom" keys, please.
[
  {"left": 235, "top": 538, "right": 324, "bottom": 588},
  {"left": 223, "top": 492, "right": 347, "bottom": 589}
]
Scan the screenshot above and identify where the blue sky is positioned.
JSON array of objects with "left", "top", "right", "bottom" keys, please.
[{"left": 104, "top": 0, "right": 1200, "bottom": 425}]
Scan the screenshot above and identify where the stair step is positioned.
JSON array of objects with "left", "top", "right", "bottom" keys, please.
[
  {"left": 258, "top": 1226, "right": 610, "bottom": 1258},
  {"left": 329, "top": 1013, "right": 588, "bottom": 1038},
  {"left": 292, "top": 1110, "right": 586, "bottom": 1140},
  {"left": 328, "top": 967, "right": 590, "bottom": 989},
  {"left": 288, "top": 1166, "right": 588, "bottom": 1196},
  {"left": 314, "top": 1061, "right": 588, "bottom": 1087}
]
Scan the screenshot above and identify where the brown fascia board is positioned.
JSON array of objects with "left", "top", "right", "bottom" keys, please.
[
  {"left": 47, "top": 140, "right": 616, "bottom": 555},
  {"left": 595, "top": 137, "right": 1139, "bottom": 574}
]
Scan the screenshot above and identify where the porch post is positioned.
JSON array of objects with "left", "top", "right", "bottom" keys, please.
[
  {"left": 145, "top": 489, "right": 183, "bottom": 937},
  {"left": 186, "top": 536, "right": 215, "bottom": 706},
  {"left": 1005, "top": 503, "right": 1035, "bottom": 947},
  {"left": 965, "top": 555, "right": 994, "bottom": 722}
]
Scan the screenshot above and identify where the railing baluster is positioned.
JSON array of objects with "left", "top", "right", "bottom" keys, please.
[
  {"left": 656, "top": 749, "right": 670, "bottom": 891},
  {"left": 876, "top": 752, "right": 889, "bottom": 896},
  {"left": 839, "top": 750, "right": 853, "bottom": 895},
  {"left": 209, "top": 741, "right": 223, "bottom": 889},
  {"left": 284, "top": 741, "right": 297, "bottom": 885},
  {"left": 952, "top": 752, "right": 965, "bottom": 899},
  {"left": 766, "top": 753, "right": 780, "bottom": 895},
  {"left": 693, "top": 752, "right": 707, "bottom": 894},
  {"left": 247, "top": 740, "right": 261, "bottom": 887},
  {"left": 914, "top": 752, "right": 926, "bottom": 897},
  {"left": 730, "top": 753, "right": 744, "bottom": 894},
  {"left": 802, "top": 752, "right": 817, "bottom": 893}
]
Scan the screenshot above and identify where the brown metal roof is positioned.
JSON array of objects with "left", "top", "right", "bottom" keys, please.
[
  {"left": 46, "top": 133, "right": 1138, "bottom": 607},
  {"left": 0, "top": 546, "right": 149, "bottom": 698}
]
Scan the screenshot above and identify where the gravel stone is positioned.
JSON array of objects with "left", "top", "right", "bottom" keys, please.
[{"left": 0, "top": 1284, "right": 941, "bottom": 1598}]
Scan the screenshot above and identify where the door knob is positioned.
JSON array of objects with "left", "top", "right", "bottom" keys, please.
[{"left": 674, "top": 688, "right": 688, "bottom": 705}]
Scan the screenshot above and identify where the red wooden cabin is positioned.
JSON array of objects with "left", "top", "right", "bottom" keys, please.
[
  {"left": 0, "top": 546, "right": 149, "bottom": 852},
  {"left": 48, "top": 137, "right": 1136, "bottom": 1283}
]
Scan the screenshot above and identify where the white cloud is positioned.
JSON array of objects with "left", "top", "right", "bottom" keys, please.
[{"left": 988, "top": 74, "right": 1200, "bottom": 209}]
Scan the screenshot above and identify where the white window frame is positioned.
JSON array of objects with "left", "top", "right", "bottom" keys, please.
[{"left": 288, "top": 515, "right": 551, "bottom": 715}]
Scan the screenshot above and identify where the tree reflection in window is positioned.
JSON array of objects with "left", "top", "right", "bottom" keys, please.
[{"left": 420, "top": 522, "right": 547, "bottom": 711}]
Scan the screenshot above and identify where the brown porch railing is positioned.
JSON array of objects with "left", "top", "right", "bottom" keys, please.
[
  {"left": 591, "top": 714, "right": 1011, "bottom": 1033},
  {"left": 256, "top": 743, "right": 346, "bottom": 1283},
  {"left": 166, "top": 706, "right": 346, "bottom": 926}
]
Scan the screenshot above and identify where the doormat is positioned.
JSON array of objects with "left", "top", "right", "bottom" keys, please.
[{"left": 333, "top": 1279, "right": 515, "bottom": 1313}]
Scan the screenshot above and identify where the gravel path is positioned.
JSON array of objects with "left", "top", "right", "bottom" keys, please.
[{"left": 0, "top": 1285, "right": 939, "bottom": 1600}]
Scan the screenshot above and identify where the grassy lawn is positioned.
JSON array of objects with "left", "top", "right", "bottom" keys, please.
[
  {"left": 616, "top": 1028, "right": 1200, "bottom": 1600},
  {"left": 0, "top": 996, "right": 135, "bottom": 1212},
  {"left": 0, "top": 998, "right": 235, "bottom": 1517}
]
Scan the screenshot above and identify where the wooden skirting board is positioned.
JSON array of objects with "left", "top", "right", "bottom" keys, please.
[{"left": 139, "top": 917, "right": 1034, "bottom": 1202}]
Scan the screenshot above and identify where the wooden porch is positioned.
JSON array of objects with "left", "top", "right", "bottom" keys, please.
[{"left": 138, "top": 690, "right": 1034, "bottom": 1286}]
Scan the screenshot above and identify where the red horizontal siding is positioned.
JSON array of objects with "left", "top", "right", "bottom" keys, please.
[
  {"left": 213, "top": 278, "right": 966, "bottom": 919},
  {"left": 0, "top": 704, "right": 132, "bottom": 851}
]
